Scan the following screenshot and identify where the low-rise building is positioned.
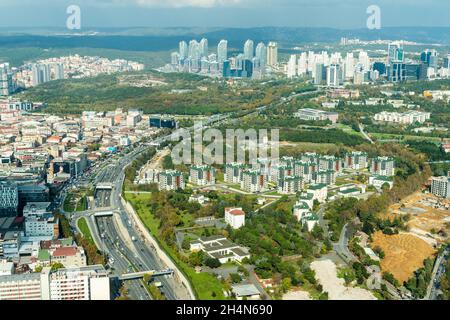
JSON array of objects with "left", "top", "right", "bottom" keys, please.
[
  {"left": 189, "top": 235, "right": 250, "bottom": 264},
  {"left": 307, "top": 184, "right": 328, "bottom": 203},
  {"left": 301, "top": 212, "right": 319, "bottom": 232},
  {"left": 293, "top": 201, "right": 310, "bottom": 222},
  {"left": 231, "top": 284, "right": 261, "bottom": 300},
  {"left": 294, "top": 108, "right": 339, "bottom": 124},
  {"left": 0, "top": 260, "right": 14, "bottom": 276},
  {"left": 369, "top": 175, "right": 394, "bottom": 191},
  {"left": 374, "top": 111, "right": 431, "bottom": 124},
  {"left": 225, "top": 207, "right": 245, "bottom": 229}
]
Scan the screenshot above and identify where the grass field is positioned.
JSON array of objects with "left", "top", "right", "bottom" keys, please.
[
  {"left": 370, "top": 132, "right": 442, "bottom": 143},
  {"left": 124, "top": 193, "right": 227, "bottom": 300},
  {"left": 77, "top": 217, "right": 95, "bottom": 246}
]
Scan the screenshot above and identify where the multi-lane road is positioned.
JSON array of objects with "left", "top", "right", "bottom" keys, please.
[{"left": 65, "top": 114, "right": 232, "bottom": 300}]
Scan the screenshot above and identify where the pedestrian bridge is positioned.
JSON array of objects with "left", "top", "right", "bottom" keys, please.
[
  {"left": 93, "top": 211, "right": 114, "bottom": 217},
  {"left": 96, "top": 183, "right": 114, "bottom": 190},
  {"left": 119, "top": 269, "right": 174, "bottom": 281}
]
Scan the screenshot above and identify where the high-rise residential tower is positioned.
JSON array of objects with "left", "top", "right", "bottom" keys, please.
[
  {"left": 217, "top": 40, "right": 228, "bottom": 63},
  {"left": 244, "top": 39, "right": 254, "bottom": 60},
  {"left": 267, "top": 42, "right": 278, "bottom": 67}
]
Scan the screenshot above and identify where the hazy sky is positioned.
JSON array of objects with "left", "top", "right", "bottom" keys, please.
[{"left": 0, "top": 0, "right": 449, "bottom": 29}]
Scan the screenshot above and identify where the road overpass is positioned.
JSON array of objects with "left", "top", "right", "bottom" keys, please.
[{"left": 119, "top": 269, "right": 174, "bottom": 281}]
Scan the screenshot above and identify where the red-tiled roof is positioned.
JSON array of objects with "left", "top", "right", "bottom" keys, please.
[
  {"left": 52, "top": 247, "right": 77, "bottom": 257},
  {"left": 226, "top": 208, "right": 245, "bottom": 216}
]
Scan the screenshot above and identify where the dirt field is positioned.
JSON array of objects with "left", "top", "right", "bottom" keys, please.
[
  {"left": 378, "top": 191, "right": 450, "bottom": 243},
  {"left": 310, "top": 260, "right": 377, "bottom": 300},
  {"left": 371, "top": 231, "right": 436, "bottom": 283},
  {"left": 282, "top": 290, "right": 312, "bottom": 300}
]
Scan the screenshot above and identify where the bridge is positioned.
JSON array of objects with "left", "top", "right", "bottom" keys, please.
[
  {"left": 93, "top": 211, "right": 114, "bottom": 217},
  {"left": 119, "top": 269, "right": 174, "bottom": 281},
  {"left": 96, "top": 183, "right": 114, "bottom": 190}
]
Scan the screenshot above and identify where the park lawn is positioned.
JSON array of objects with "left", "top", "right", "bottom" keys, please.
[
  {"left": 75, "top": 196, "right": 88, "bottom": 212},
  {"left": 124, "top": 193, "right": 227, "bottom": 300},
  {"left": 336, "top": 124, "right": 365, "bottom": 137},
  {"left": 63, "top": 193, "right": 76, "bottom": 212},
  {"left": 77, "top": 217, "right": 95, "bottom": 245},
  {"left": 370, "top": 132, "right": 442, "bottom": 143}
]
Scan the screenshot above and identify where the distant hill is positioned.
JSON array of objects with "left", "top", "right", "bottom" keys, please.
[{"left": 1, "top": 27, "right": 450, "bottom": 53}]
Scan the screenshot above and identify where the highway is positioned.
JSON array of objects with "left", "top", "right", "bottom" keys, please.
[
  {"left": 90, "top": 147, "right": 183, "bottom": 300},
  {"left": 65, "top": 114, "right": 232, "bottom": 300}
]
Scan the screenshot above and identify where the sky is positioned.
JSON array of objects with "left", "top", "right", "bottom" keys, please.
[{"left": 0, "top": 0, "right": 449, "bottom": 29}]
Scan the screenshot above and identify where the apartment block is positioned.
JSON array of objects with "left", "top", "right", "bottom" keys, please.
[{"left": 189, "top": 165, "right": 215, "bottom": 186}]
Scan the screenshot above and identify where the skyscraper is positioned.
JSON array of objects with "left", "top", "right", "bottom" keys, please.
[
  {"left": 255, "top": 42, "right": 267, "bottom": 68},
  {"left": 344, "top": 52, "right": 355, "bottom": 79},
  {"left": 52, "top": 63, "right": 65, "bottom": 80},
  {"left": 314, "top": 63, "right": 325, "bottom": 85},
  {"left": 0, "top": 63, "right": 13, "bottom": 96},
  {"left": 267, "top": 42, "right": 278, "bottom": 67},
  {"left": 199, "top": 38, "right": 209, "bottom": 58},
  {"left": 327, "top": 64, "right": 343, "bottom": 87},
  {"left": 388, "top": 43, "right": 404, "bottom": 64},
  {"left": 188, "top": 40, "right": 200, "bottom": 59},
  {"left": 217, "top": 40, "right": 228, "bottom": 63},
  {"left": 32, "top": 63, "right": 51, "bottom": 86},
  {"left": 444, "top": 55, "right": 450, "bottom": 69},
  {"left": 179, "top": 41, "right": 188, "bottom": 59},
  {"left": 287, "top": 55, "right": 297, "bottom": 78},
  {"left": 387, "top": 43, "right": 405, "bottom": 82},
  {"left": 244, "top": 40, "right": 254, "bottom": 60},
  {"left": 358, "top": 50, "right": 370, "bottom": 71}
]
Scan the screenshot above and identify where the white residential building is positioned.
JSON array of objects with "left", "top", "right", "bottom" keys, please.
[
  {"left": 294, "top": 108, "right": 339, "bottom": 124},
  {"left": 278, "top": 176, "right": 304, "bottom": 194},
  {"left": 189, "top": 235, "right": 250, "bottom": 264},
  {"left": 370, "top": 157, "right": 395, "bottom": 177},
  {"left": 431, "top": 176, "right": 450, "bottom": 198},
  {"left": 369, "top": 176, "right": 394, "bottom": 191},
  {"left": 293, "top": 201, "right": 310, "bottom": 222},
  {"left": 374, "top": 111, "right": 431, "bottom": 124},
  {"left": 344, "top": 152, "right": 368, "bottom": 170},
  {"left": 225, "top": 207, "right": 245, "bottom": 229},
  {"left": 189, "top": 165, "right": 215, "bottom": 186},
  {"left": 0, "top": 265, "right": 110, "bottom": 300},
  {"left": 307, "top": 184, "right": 328, "bottom": 203},
  {"left": 158, "top": 170, "right": 185, "bottom": 191},
  {"left": 241, "top": 170, "right": 267, "bottom": 193},
  {"left": 224, "top": 163, "right": 245, "bottom": 184}
]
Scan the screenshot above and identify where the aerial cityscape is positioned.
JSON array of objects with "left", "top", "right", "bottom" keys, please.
[{"left": 0, "top": 0, "right": 449, "bottom": 311}]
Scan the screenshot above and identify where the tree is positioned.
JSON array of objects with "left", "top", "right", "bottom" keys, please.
[
  {"left": 204, "top": 257, "right": 221, "bottom": 269},
  {"left": 230, "top": 273, "right": 242, "bottom": 284},
  {"left": 50, "top": 262, "right": 65, "bottom": 271}
]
